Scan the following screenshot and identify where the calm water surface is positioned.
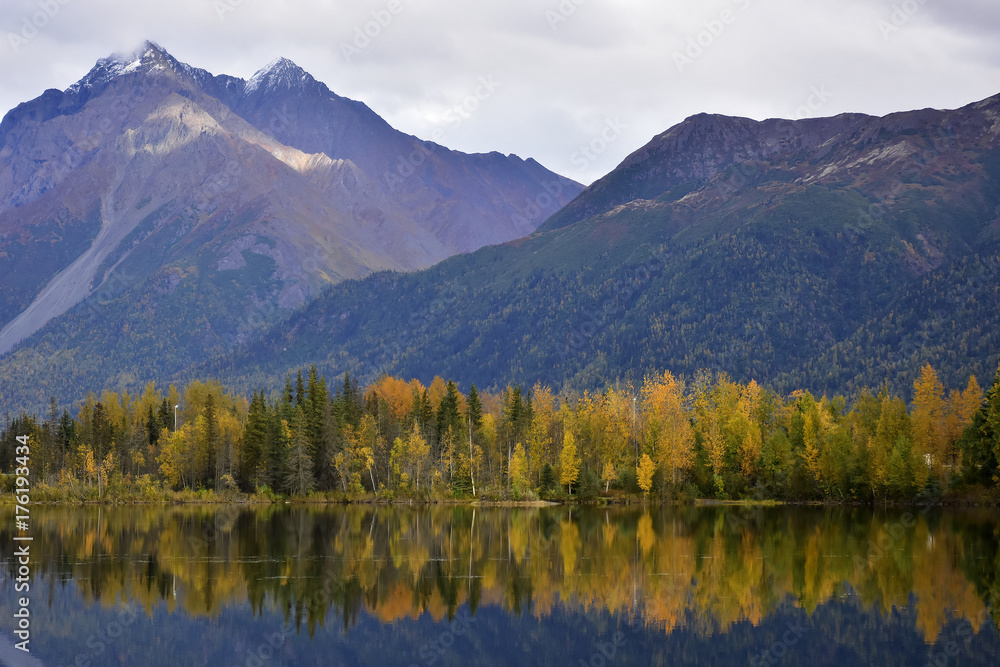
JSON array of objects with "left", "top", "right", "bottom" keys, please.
[{"left": 1, "top": 504, "right": 999, "bottom": 666}]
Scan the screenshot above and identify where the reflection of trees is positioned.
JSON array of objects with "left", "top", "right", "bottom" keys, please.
[{"left": 2, "top": 505, "right": 998, "bottom": 644}]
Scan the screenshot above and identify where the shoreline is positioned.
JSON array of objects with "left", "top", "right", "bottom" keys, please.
[{"left": 5, "top": 495, "right": 999, "bottom": 508}]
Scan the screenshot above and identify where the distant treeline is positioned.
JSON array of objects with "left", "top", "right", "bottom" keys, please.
[{"left": 2, "top": 359, "right": 998, "bottom": 502}]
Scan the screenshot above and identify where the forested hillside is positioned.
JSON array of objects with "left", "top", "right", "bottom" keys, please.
[{"left": 206, "top": 94, "right": 1000, "bottom": 404}]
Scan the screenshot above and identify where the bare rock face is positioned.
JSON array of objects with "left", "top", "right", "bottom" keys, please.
[
  {"left": 0, "top": 41, "right": 583, "bottom": 355},
  {"left": 544, "top": 95, "right": 1000, "bottom": 234}
]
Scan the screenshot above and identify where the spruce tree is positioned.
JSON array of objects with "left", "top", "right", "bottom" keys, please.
[{"left": 285, "top": 409, "right": 315, "bottom": 496}]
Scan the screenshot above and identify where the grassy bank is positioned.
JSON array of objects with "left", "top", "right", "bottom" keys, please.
[{"left": 5, "top": 475, "right": 1000, "bottom": 506}]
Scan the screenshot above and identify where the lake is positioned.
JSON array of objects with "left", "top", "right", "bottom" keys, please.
[{"left": 1, "top": 504, "right": 999, "bottom": 666}]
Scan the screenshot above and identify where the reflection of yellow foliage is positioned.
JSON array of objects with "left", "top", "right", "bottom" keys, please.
[
  {"left": 637, "top": 455, "right": 655, "bottom": 496},
  {"left": 911, "top": 524, "right": 987, "bottom": 644},
  {"left": 637, "top": 514, "right": 655, "bottom": 554},
  {"left": 602, "top": 520, "right": 617, "bottom": 548},
  {"left": 509, "top": 512, "right": 529, "bottom": 564},
  {"left": 560, "top": 519, "right": 580, "bottom": 576},
  {"left": 374, "top": 583, "right": 422, "bottom": 623},
  {"left": 10, "top": 504, "right": 1000, "bottom": 647}
]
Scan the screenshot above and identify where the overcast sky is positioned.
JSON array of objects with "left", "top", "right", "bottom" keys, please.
[{"left": 1, "top": 0, "right": 998, "bottom": 185}]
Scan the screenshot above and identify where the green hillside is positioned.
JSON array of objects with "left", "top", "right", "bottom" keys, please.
[{"left": 214, "top": 180, "right": 999, "bottom": 400}]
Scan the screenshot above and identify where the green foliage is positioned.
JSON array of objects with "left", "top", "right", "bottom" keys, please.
[
  {"left": 615, "top": 465, "right": 639, "bottom": 494},
  {"left": 959, "top": 411, "right": 996, "bottom": 485},
  {"left": 539, "top": 463, "right": 556, "bottom": 493},
  {"left": 285, "top": 409, "right": 316, "bottom": 497},
  {"left": 577, "top": 467, "right": 602, "bottom": 500}
]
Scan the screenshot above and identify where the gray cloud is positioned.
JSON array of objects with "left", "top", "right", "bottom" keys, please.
[{"left": 0, "top": 0, "right": 997, "bottom": 185}]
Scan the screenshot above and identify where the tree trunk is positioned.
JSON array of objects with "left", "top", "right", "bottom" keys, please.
[{"left": 469, "top": 418, "right": 476, "bottom": 496}]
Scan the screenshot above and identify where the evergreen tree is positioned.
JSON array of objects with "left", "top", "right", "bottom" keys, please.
[
  {"left": 295, "top": 370, "right": 306, "bottom": 408},
  {"left": 265, "top": 399, "right": 288, "bottom": 492},
  {"left": 436, "top": 380, "right": 463, "bottom": 458},
  {"left": 91, "top": 402, "right": 113, "bottom": 464},
  {"left": 39, "top": 397, "right": 59, "bottom": 479},
  {"left": 467, "top": 384, "right": 483, "bottom": 431},
  {"left": 158, "top": 398, "right": 173, "bottom": 433},
  {"left": 539, "top": 462, "right": 556, "bottom": 493},
  {"left": 146, "top": 404, "right": 161, "bottom": 447},
  {"left": 888, "top": 435, "right": 914, "bottom": 497},
  {"left": 317, "top": 396, "right": 343, "bottom": 491},
  {"left": 57, "top": 409, "right": 76, "bottom": 474},
  {"left": 305, "top": 365, "right": 327, "bottom": 479},
  {"left": 418, "top": 389, "right": 435, "bottom": 449},
  {"left": 959, "top": 411, "right": 995, "bottom": 485},
  {"left": 285, "top": 409, "right": 315, "bottom": 496},
  {"left": 240, "top": 391, "right": 268, "bottom": 490},
  {"left": 987, "top": 360, "right": 1000, "bottom": 470},
  {"left": 202, "top": 393, "right": 220, "bottom": 485},
  {"left": 337, "top": 371, "right": 361, "bottom": 428}
]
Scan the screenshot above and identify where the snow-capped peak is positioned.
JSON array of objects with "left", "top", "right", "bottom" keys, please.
[
  {"left": 244, "top": 57, "right": 312, "bottom": 96},
  {"left": 104, "top": 40, "right": 171, "bottom": 73},
  {"left": 66, "top": 41, "right": 183, "bottom": 94}
]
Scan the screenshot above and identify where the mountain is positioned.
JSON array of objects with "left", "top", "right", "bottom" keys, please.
[
  {"left": 211, "top": 93, "right": 1000, "bottom": 400},
  {"left": 0, "top": 42, "right": 581, "bottom": 411}
]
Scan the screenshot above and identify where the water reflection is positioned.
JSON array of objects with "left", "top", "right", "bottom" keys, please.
[{"left": 2, "top": 504, "right": 999, "bottom": 665}]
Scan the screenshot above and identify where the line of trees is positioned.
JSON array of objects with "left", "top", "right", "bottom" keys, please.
[{"left": 2, "top": 359, "right": 998, "bottom": 501}]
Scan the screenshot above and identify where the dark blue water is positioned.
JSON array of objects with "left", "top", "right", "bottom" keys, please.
[{"left": 1, "top": 505, "right": 998, "bottom": 666}]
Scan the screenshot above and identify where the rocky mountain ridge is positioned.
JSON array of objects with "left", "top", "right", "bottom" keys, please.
[{"left": 0, "top": 41, "right": 582, "bottom": 359}]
